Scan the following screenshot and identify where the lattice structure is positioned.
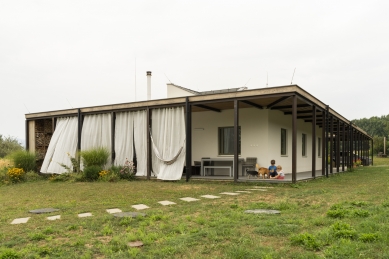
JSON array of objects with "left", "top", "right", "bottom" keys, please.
[{"left": 35, "top": 119, "right": 53, "bottom": 161}]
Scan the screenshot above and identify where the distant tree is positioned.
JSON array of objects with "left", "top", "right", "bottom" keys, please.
[{"left": 0, "top": 135, "right": 23, "bottom": 158}]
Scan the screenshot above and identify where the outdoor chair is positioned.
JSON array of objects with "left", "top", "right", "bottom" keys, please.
[{"left": 241, "top": 157, "right": 257, "bottom": 176}]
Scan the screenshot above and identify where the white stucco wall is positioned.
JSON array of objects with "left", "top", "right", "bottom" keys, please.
[
  {"left": 167, "top": 84, "right": 195, "bottom": 98},
  {"left": 191, "top": 108, "right": 322, "bottom": 174}
]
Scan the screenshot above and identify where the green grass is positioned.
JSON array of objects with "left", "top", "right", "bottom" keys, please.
[{"left": 1, "top": 165, "right": 389, "bottom": 258}]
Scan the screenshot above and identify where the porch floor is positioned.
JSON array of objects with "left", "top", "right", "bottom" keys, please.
[{"left": 188, "top": 166, "right": 349, "bottom": 183}]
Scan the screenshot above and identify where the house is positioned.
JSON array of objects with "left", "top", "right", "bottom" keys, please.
[{"left": 25, "top": 83, "right": 372, "bottom": 183}]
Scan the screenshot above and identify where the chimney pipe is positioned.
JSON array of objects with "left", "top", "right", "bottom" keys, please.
[{"left": 147, "top": 71, "right": 152, "bottom": 100}]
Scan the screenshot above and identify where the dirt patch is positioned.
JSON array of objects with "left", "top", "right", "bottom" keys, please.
[{"left": 96, "top": 236, "right": 112, "bottom": 244}]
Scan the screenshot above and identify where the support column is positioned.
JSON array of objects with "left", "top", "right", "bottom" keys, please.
[
  {"left": 292, "top": 95, "right": 297, "bottom": 183},
  {"left": 234, "top": 99, "right": 239, "bottom": 183},
  {"left": 25, "top": 120, "right": 29, "bottom": 150},
  {"left": 349, "top": 123, "right": 353, "bottom": 168},
  {"left": 330, "top": 115, "right": 334, "bottom": 175},
  {"left": 77, "top": 109, "right": 83, "bottom": 151},
  {"left": 335, "top": 119, "right": 340, "bottom": 173},
  {"left": 185, "top": 97, "right": 192, "bottom": 182},
  {"left": 322, "top": 110, "right": 326, "bottom": 176},
  {"left": 111, "top": 112, "right": 116, "bottom": 165},
  {"left": 311, "top": 107, "right": 316, "bottom": 178},
  {"left": 371, "top": 138, "right": 374, "bottom": 166},
  {"left": 325, "top": 106, "right": 329, "bottom": 177},
  {"left": 147, "top": 107, "right": 151, "bottom": 180},
  {"left": 342, "top": 122, "right": 346, "bottom": 172}
]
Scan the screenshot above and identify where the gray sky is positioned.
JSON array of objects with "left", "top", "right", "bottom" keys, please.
[{"left": 1, "top": 0, "right": 388, "bottom": 143}]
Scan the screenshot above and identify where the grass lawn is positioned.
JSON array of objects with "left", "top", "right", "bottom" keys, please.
[{"left": 1, "top": 164, "right": 389, "bottom": 258}]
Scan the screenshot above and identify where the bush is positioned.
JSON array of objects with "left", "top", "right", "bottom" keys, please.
[
  {"left": 10, "top": 150, "right": 36, "bottom": 172},
  {"left": 83, "top": 165, "right": 102, "bottom": 181},
  {"left": 290, "top": 233, "right": 321, "bottom": 251},
  {"left": 7, "top": 168, "right": 25, "bottom": 183},
  {"left": 80, "top": 148, "right": 110, "bottom": 168},
  {"left": 0, "top": 135, "right": 23, "bottom": 158},
  {"left": 118, "top": 159, "right": 136, "bottom": 180}
]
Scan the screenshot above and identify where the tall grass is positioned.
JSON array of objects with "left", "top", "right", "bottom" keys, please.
[
  {"left": 10, "top": 150, "right": 36, "bottom": 172},
  {"left": 80, "top": 147, "right": 110, "bottom": 168}
]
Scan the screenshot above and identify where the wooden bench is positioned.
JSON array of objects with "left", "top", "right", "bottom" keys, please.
[{"left": 203, "top": 166, "right": 232, "bottom": 177}]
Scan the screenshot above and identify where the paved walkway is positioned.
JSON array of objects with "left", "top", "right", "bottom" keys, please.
[{"left": 10, "top": 186, "right": 274, "bottom": 225}]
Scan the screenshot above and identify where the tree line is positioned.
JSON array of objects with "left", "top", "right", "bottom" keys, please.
[
  {"left": 0, "top": 135, "right": 23, "bottom": 158},
  {"left": 352, "top": 115, "right": 389, "bottom": 155}
]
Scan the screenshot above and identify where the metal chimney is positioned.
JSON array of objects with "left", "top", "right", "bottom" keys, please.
[{"left": 147, "top": 71, "right": 152, "bottom": 100}]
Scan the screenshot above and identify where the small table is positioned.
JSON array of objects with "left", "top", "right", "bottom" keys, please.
[{"left": 200, "top": 157, "right": 243, "bottom": 177}]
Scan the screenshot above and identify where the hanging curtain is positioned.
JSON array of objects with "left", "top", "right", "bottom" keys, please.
[
  {"left": 114, "top": 112, "right": 134, "bottom": 166},
  {"left": 81, "top": 113, "right": 112, "bottom": 168},
  {"left": 133, "top": 110, "right": 147, "bottom": 176},
  {"left": 40, "top": 117, "right": 78, "bottom": 174},
  {"left": 151, "top": 107, "right": 186, "bottom": 180}
]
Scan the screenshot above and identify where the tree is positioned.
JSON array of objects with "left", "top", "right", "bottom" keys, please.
[{"left": 0, "top": 135, "right": 23, "bottom": 158}]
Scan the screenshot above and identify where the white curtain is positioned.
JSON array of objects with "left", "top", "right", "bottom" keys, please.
[
  {"left": 133, "top": 110, "right": 147, "bottom": 176},
  {"left": 40, "top": 117, "right": 78, "bottom": 174},
  {"left": 114, "top": 112, "right": 134, "bottom": 166},
  {"left": 151, "top": 107, "right": 186, "bottom": 180},
  {"left": 114, "top": 110, "right": 147, "bottom": 176},
  {"left": 81, "top": 113, "right": 112, "bottom": 168}
]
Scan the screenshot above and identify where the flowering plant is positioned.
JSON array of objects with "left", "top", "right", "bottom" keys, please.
[
  {"left": 353, "top": 159, "right": 362, "bottom": 167},
  {"left": 119, "top": 158, "right": 136, "bottom": 180},
  {"left": 7, "top": 167, "right": 25, "bottom": 182}
]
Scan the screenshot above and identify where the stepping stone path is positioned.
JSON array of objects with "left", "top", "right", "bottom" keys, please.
[
  {"left": 106, "top": 208, "right": 122, "bottom": 214},
  {"left": 9, "top": 186, "right": 280, "bottom": 224},
  {"left": 220, "top": 192, "right": 240, "bottom": 195},
  {"left": 201, "top": 195, "right": 220, "bottom": 199},
  {"left": 132, "top": 204, "right": 150, "bottom": 210},
  {"left": 180, "top": 197, "right": 200, "bottom": 202},
  {"left": 158, "top": 200, "right": 176, "bottom": 206},
  {"left": 78, "top": 213, "right": 93, "bottom": 218},
  {"left": 245, "top": 209, "right": 281, "bottom": 214},
  {"left": 29, "top": 208, "right": 60, "bottom": 214},
  {"left": 11, "top": 217, "right": 30, "bottom": 225},
  {"left": 113, "top": 212, "right": 146, "bottom": 218},
  {"left": 47, "top": 215, "right": 61, "bottom": 221}
]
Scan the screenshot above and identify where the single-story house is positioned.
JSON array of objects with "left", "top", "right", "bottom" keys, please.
[{"left": 25, "top": 81, "right": 372, "bottom": 183}]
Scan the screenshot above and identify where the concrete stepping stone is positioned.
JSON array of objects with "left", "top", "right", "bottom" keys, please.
[
  {"left": 29, "top": 208, "right": 60, "bottom": 214},
  {"left": 235, "top": 191, "right": 251, "bottom": 193},
  {"left": 106, "top": 208, "right": 122, "bottom": 214},
  {"left": 47, "top": 215, "right": 61, "bottom": 221},
  {"left": 132, "top": 204, "right": 150, "bottom": 210},
  {"left": 246, "top": 189, "right": 268, "bottom": 191},
  {"left": 180, "top": 197, "right": 200, "bottom": 202},
  {"left": 78, "top": 213, "right": 93, "bottom": 218},
  {"left": 253, "top": 186, "right": 274, "bottom": 189},
  {"left": 113, "top": 212, "right": 146, "bottom": 218},
  {"left": 128, "top": 241, "right": 143, "bottom": 247},
  {"left": 245, "top": 209, "right": 280, "bottom": 214},
  {"left": 11, "top": 217, "right": 30, "bottom": 224},
  {"left": 220, "top": 192, "right": 240, "bottom": 195},
  {"left": 201, "top": 195, "right": 220, "bottom": 199},
  {"left": 158, "top": 200, "right": 176, "bottom": 206}
]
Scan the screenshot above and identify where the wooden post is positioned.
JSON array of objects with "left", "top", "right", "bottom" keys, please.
[
  {"left": 234, "top": 99, "right": 239, "bottom": 183},
  {"left": 185, "top": 97, "right": 192, "bottom": 182},
  {"left": 292, "top": 95, "right": 297, "bottom": 183},
  {"left": 311, "top": 107, "right": 316, "bottom": 178}
]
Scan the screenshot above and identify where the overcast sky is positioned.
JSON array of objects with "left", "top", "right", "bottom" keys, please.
[{"left": 1, "top": 0, "right": 388, "bottom": 143}]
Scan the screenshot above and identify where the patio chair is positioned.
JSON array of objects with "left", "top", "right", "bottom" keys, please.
[{"left": 241, "top": 157, "right": 257, "bottom": 176}]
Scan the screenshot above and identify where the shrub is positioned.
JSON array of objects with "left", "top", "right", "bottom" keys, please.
[
  {"left": 80, "top": 147, "right": 110, "bottom": 168},
  {"left": 7, "top": 168, "right": 25, "bottom": 183},
  {"left": 10, "top": 150, "right": 37, "bottom": 172},
  {"left": 118, "top": 159, "right": 136, "bottom": 180},
  {"left": 0, "top": 135, "right": 23, "bottom": 158},
  {"left": 83, "top": 165, "right": 102, "bottom": 181}
]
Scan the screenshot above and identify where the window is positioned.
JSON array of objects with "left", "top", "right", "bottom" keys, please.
[
  {"left": 218, "top": 126, "right": 241, "bottom": 155},
  {"left": 302, "top": 133, "right": 307, "bottom": 156},
  {"left": 318, "top": 137, "right": 321, "bottom": 157},
  {"left": 281, "top": 128, "right": 287, "bottom": 155}
]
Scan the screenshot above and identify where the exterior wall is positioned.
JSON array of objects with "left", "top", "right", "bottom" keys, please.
[
  {"left": 191, "top": 108, "right": 270, "bottom": 174},
  {"left": 167, "top": 84, "right": 195, "bottom": 98},
  {"left": 192, "top": 108, "right": 322, "bottom": 175},
  {"left": 267, "top": 110, "right": 322, "bottom": 174}
]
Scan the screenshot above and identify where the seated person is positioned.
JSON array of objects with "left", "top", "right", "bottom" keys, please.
[
  {"left": 272, "top": 165, "right": 285, "bottom": 180},
  {"left": 268, "top": 159, "right": 278, "bottom": 178}
]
